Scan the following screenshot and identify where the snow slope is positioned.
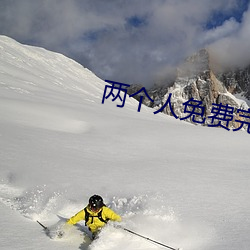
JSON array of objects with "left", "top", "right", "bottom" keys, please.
[{"left": 0, "top": 36, "right": 249, "bottom": 250}]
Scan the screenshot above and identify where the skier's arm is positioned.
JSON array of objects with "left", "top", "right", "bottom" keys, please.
[
  {"left": 67, "top": 209, "right": 85, "bottom": 225},
  {"left": 104, "top": 207, "right": 122, "bottom": 222}
]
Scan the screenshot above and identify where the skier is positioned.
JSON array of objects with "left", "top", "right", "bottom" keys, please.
[{"left": 66, "top": 194, "right": 121, "bottom": 239}]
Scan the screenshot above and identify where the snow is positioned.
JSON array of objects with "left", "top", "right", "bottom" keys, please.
[
  {"left": 0, "top": 35, "right": 250, "bottom": 250},
  {"left": 234, "top": 93, "right": 250, "bottom": 107}
]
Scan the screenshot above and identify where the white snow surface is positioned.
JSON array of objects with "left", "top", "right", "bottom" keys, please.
[{"left": 0, "top": 36, "right": 249, "bottom": 250}]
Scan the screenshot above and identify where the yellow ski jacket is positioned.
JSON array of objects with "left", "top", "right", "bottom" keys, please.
[{"left": 67, "top": 206, "right": 121, "bottom": 233}]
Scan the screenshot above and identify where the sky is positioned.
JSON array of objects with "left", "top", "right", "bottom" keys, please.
[{"left": 0, "top": 0, "right": 249, "bottom": 87}]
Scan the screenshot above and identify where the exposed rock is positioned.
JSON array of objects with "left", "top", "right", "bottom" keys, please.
[
  {"left": 146, "top": 49, "right": 249, "bottom": 131},
  {"left": 217, "top": 66, "right": 250, "bottom": 99}
]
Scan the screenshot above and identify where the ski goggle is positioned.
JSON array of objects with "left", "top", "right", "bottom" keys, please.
[{"left": 90, "top": 204, "right": 101, "bottom": 211}]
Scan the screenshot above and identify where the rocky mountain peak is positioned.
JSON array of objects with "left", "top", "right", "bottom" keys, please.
[
  {"left": 140, "top": 48, "right": 250, "bottom": 132},
  {"left": 177, "top": 48, "right": 210, "bottom": 79},
  {"left": 217, "top": 66, "right": 250, "bottom": 99}
]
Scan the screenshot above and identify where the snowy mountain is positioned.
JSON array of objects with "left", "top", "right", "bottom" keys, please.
[
  {"left": 134, "top": 49, "right": 250, "bottom": 131},
  {"left": 217, "top": 65, "right": 250, "bottom": 100},
  {"left": 0, "top": 36, "right": 250, "bottom": 250}
]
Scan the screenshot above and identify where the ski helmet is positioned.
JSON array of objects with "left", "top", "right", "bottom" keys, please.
[{"left": 89, "top": 195, "right": 104, "bottom": 210}]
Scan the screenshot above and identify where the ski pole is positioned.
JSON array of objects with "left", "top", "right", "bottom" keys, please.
[
  {"left": 122, "top": 227, "right": 180, "bottom": 250},
  {"left": 37, "top": 220, "right": 48, "bottom": 231}
]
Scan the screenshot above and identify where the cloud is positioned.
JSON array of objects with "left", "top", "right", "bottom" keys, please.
[
  {"left": 200, "top": 18, "right": 240, "bottom": 45},
  {"left": 209, "top": 4, "right": 250, "bottom": 69},
  {"left": 0, "top": 0, "right": 249, "bottom": 86}
]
